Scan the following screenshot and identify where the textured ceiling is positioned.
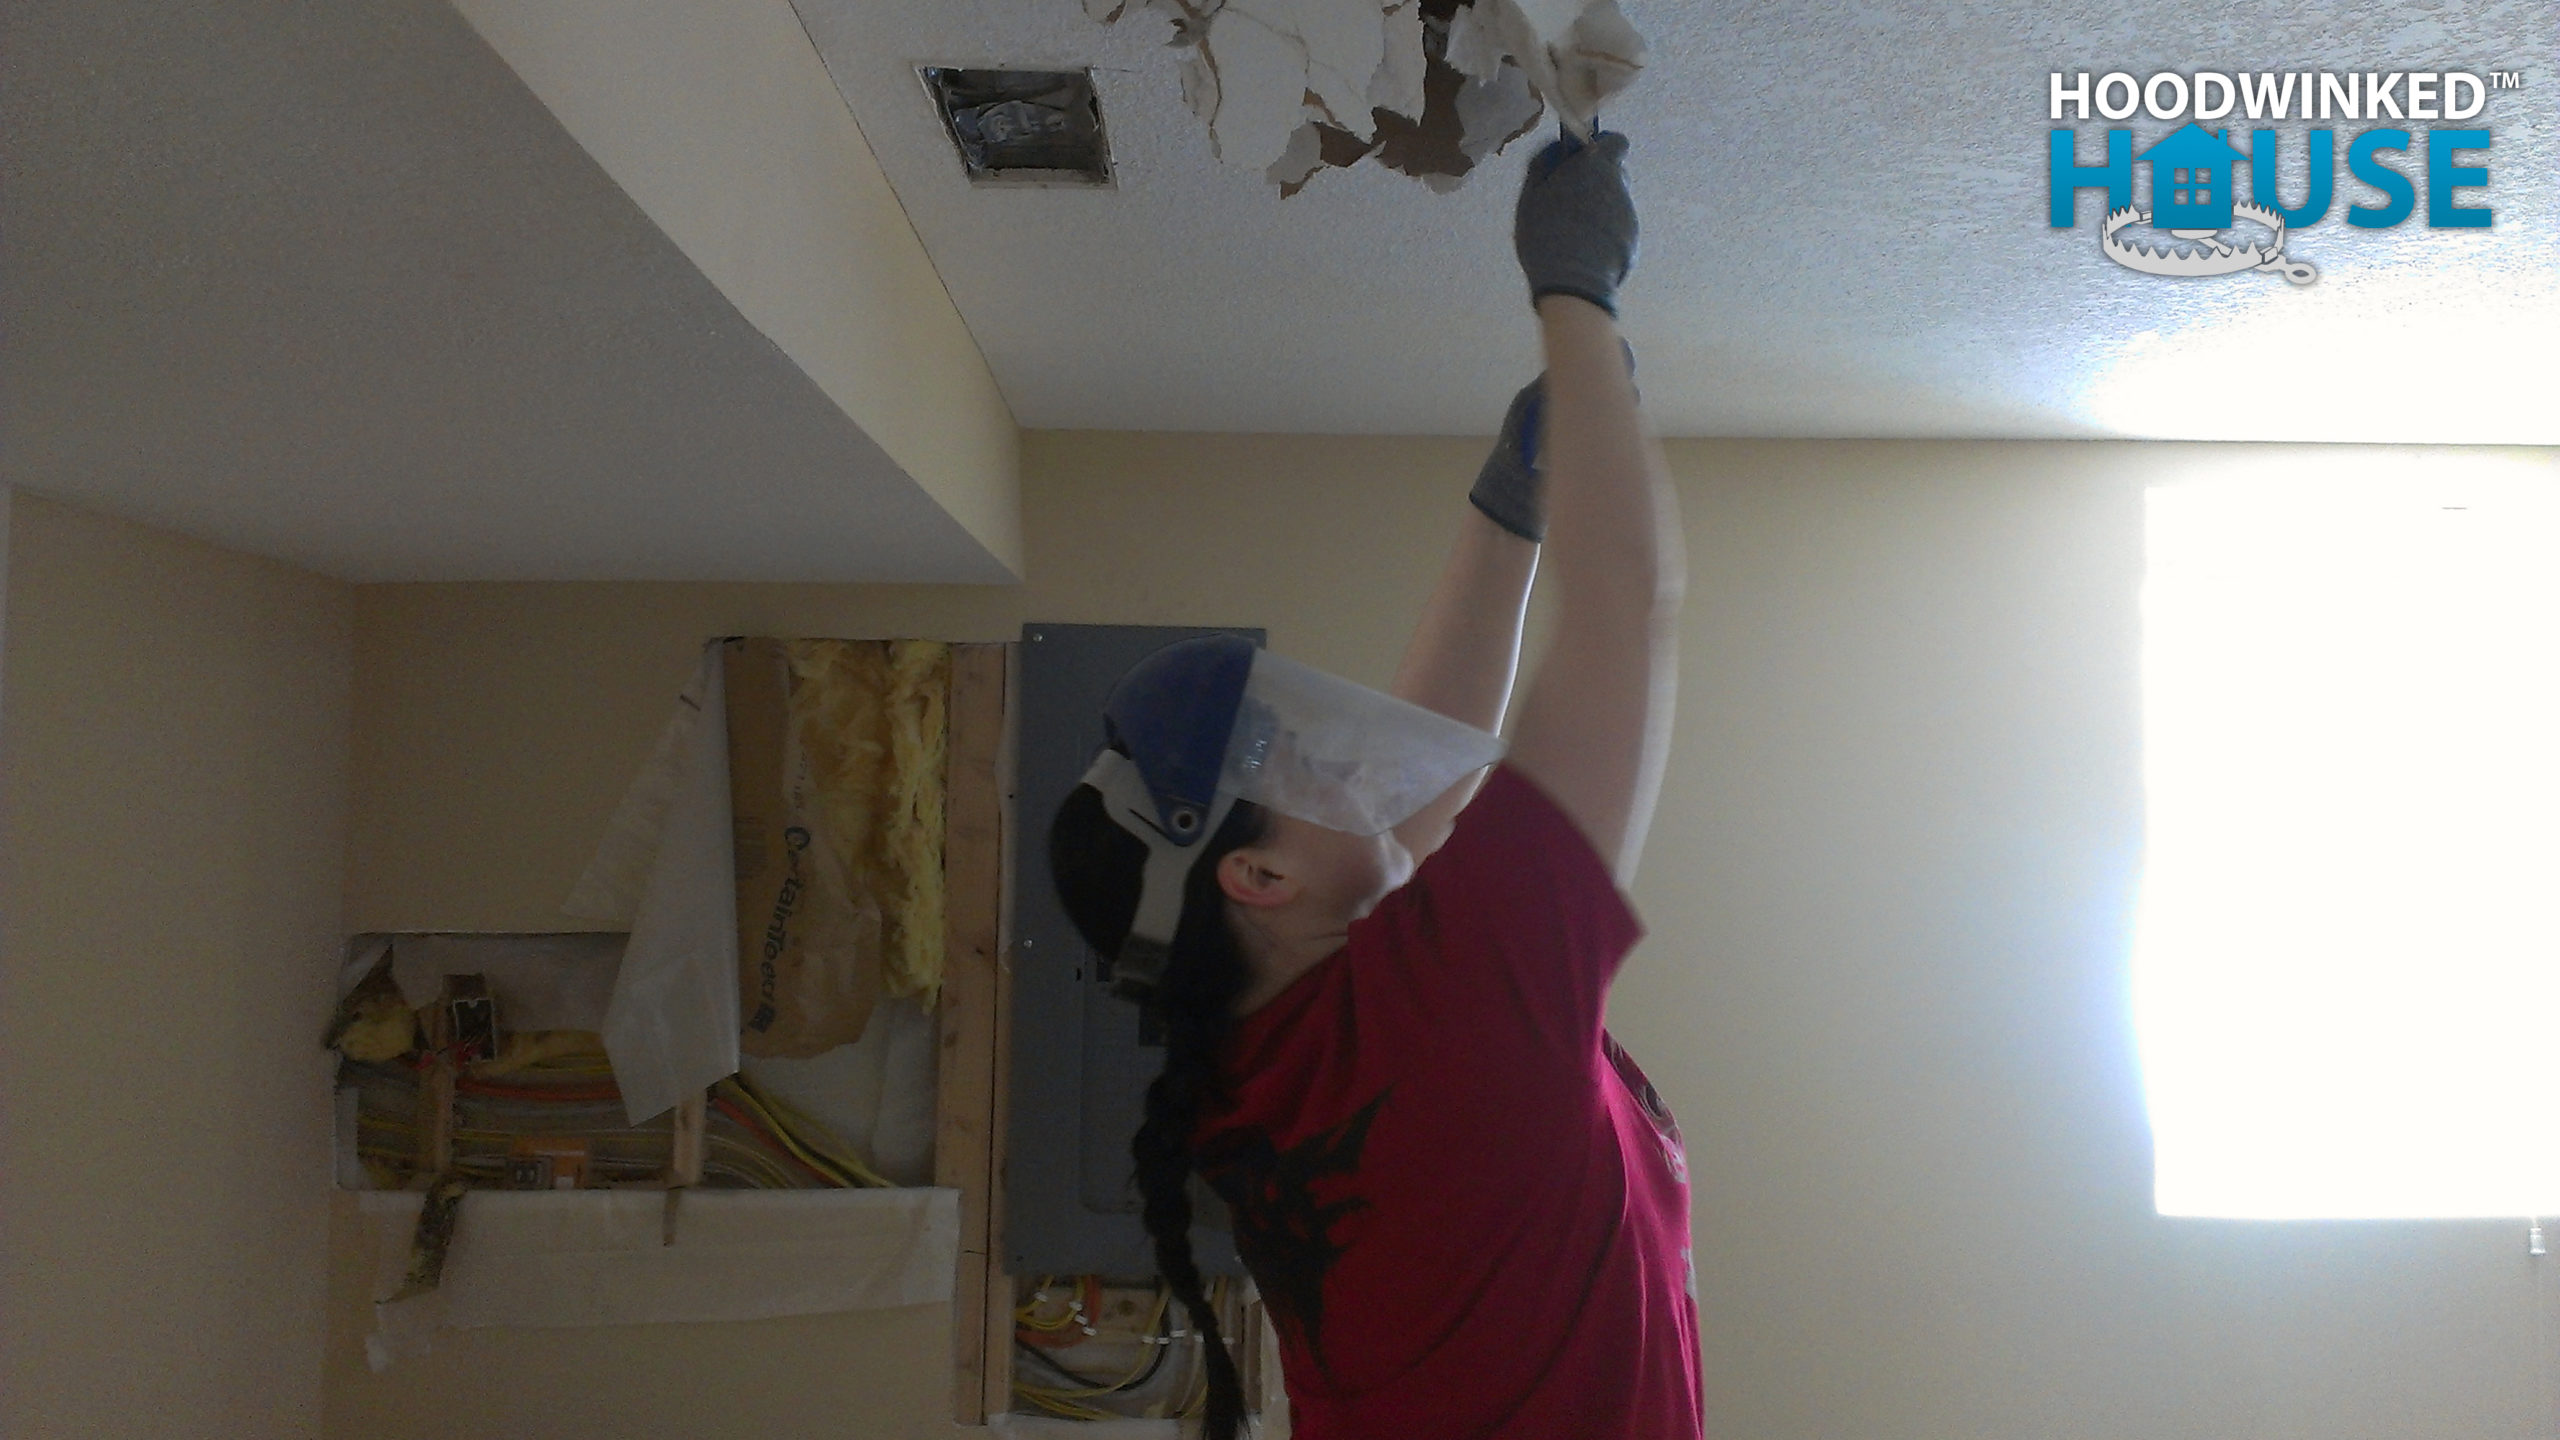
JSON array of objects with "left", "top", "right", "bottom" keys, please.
[
  {"left": 6, "top": 2, "right": 2549, "bottom": 588},
  {"left": 1, "top": 0, "right": 1004, "bottom": 582},
  {"left": 798, "top": 0, "right": 2557, "bottom": 443}
]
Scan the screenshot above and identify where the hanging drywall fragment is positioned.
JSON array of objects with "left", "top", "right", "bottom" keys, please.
[
  {"left": 1475, "top": 0, "right": 1644, "bottom": 135},
  {"left": 1282, "top": 0, "right": 1390, "bottom": 140},
  {"left": 1370, "top": 0, "right": 1428, "bottom": 119},
  {"left": 1278, "top": 119, "right": 1397, "bottom": 197},
  {"left": 1371, "top": 10, "right": 1534, "bottom": 192},
  {"left": 1441, "top": 1, "right": 1510, "bottom": 84},
  {"left": 1202, "top": 4, "right": 1313, "bottom": 169},
  {"left": 1177, "top": 42, "right": 1219, "bottom": 127},
  {"left": 1455, "top": 59, "right": 1544, "bottom": 163},
  {"left": 1267, "top": 119, "right": 1330, "bottom": 191},
  {"left": 1087, "top": 0, "right": 1637, "bottom": 193}
]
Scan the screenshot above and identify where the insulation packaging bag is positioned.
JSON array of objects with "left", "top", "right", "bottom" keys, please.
[
  {"left": 573, "top": 637, "right": 952, "bottom": 1111},
  {"left": 724, "top": 638, "right": 884, "bottom": 1058}
]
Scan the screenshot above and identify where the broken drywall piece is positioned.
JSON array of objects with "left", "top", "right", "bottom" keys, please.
[
  {"left": 1091, "top": 0, "right": 1640, "bottom": 193},
  {"left": 1269, "top": 0, "right": 1389, "bottom": 140},
  {"left": 1204, "top": 5, "right": 1314, "bottom": 170},
  {"left": 1441, "top": 2, "right": 1510, "bottom": 84},
  {"left": 1369, "top": 0, "right": 1427, "bottom": 119},
  {"left": 1267, "top": 119, "right": 1328, "bottom": 190},
  {"left": 1454, "top": 58, "right": 1543, "bottom": 162},
  {"left": 1367, "top": 10, "right": 1520, "bottom": 192},
  {"left": 1478, "top": 0, "right": 1645, "bottom": 135},
  {"left": 1177, "top": 43, "right": 1218, "bottom": 128}
]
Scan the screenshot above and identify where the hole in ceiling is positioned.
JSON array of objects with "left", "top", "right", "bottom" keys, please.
[{"left": 919, "top": 67, "right": 1113, "bottom": 188}]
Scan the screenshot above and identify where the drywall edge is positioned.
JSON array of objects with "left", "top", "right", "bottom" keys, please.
[{"left": 453, "top": 0, "right": 1024, "bottom": 579}]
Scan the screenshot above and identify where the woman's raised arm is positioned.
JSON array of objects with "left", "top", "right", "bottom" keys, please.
[
  {"left": 1502, "top": 135, "right": 1684, "bottom": 885},
  {"left": 1387, "top": 505, "right": 1538, "bottom": 862}
]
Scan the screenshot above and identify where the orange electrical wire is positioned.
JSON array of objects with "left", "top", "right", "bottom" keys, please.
[{"left": 709, "top": 1095, "right": 840, "bottom": 1186}]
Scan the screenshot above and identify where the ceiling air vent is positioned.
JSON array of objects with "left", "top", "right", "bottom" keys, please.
[{"left": 920, "top": 68, "right": 1113, "bottom": 188}]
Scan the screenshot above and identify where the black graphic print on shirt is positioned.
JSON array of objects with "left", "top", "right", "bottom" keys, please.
[
  {"left": 1604, "top": 1032, "right": 1687, "bottom": 1184},
  {"left": 1198, "top": 1089, "right": 1389, "bottom": 1383}
]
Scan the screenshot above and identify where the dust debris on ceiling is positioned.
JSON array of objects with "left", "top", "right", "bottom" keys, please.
[{"left": 1081, "top": 0, "right": 1645, "bottom": 195}]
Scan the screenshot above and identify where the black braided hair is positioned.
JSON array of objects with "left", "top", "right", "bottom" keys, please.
[{"left": 1050, "top": 777, "right": 1266, "bottom": 1438}]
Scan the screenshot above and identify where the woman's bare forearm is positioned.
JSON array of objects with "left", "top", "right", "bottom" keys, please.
[
  {"left": 1393, "top": 507, "right": 1538, "bottom": 730},
  {"left": 1389, "top": 507, "right": 1539, "bottom": 858},
  {"left": 1506, "top": 297, "right": 1684, "bottom": 882}
]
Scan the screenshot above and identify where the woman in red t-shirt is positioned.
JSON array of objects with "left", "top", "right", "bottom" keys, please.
[{"left": 1049, "top": 131, "right": 1691, "bottom": 1438}]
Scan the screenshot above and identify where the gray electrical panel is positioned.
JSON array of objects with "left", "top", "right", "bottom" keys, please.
[{"left": 1006, "top": 622, "right": 1262, "bottom": 1277}]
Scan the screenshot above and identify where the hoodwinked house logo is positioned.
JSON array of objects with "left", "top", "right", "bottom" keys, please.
[{"left": 2049, "top": 67, "right": 2520, "bottom": 286}]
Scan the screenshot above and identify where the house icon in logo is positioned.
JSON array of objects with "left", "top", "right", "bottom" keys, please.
[{"left": 2137, "top": 123, "right": 2250, "bottom": 236}]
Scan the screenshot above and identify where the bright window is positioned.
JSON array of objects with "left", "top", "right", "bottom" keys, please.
[{"left": 2136, "top": 452, "right": 2560, "bottom": 1218}]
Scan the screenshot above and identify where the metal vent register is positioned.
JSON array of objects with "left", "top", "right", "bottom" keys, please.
[{"left": 920, "top": 68, "right": 1113, "bottom": 187}]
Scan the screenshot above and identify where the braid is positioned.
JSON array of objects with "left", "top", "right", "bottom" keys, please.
[
  {"left": 1131, "top": 820, "right": 1257, "bottom": 1437},
  {"left": 1051, "top": 781, "right": 1264, "bottom": 1436}
]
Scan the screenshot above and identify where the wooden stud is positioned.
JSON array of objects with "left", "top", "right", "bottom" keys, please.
[
  {"left": 984, "top": 641, "right": 1022, "bottom": 1418},
  {"left": 981, "top": 885, "right": 1017, "bottom": 1420},
  {"left": 667, "top": 1089, "right": 706, "bottom": 1187},
  {"left": 1254, "top": 1293, "right": 1289, "bottom": 1423},
  {"left": 416, "top": 989, "right": 456, "bottom": 1184},
  {"left": 1236, "top": 1288, "right": 1261, "bottom": 1408},
  {"left": 935, "top": 643, "right": 1009, "bottom": 1424}
]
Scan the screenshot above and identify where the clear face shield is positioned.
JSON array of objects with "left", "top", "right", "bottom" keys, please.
[{"left": 1077, "top": 636, "right": 1504, "bottom": 1000}]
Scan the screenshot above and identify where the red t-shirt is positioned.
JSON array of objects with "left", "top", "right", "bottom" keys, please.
[{"left": 1195, "top": 765, "right": 1703, "bottom": 1438}]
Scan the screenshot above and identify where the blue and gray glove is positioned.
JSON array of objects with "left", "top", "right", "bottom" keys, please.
[
  {"left": 1467, "top": 340, "right": 1640, "bottom": 543},
  {"left": 1513, "top": 130, "right": 1638, "bottom": 316},
  {"left": 1469, "top": 378, "right": 1547, "bottom": 542}
]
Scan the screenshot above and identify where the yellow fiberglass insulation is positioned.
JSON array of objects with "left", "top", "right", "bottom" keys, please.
[{"left": 786, "top": 639, "right": 951, "bottom": 1004}]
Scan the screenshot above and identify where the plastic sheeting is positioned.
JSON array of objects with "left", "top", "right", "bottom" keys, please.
[
  {"left": 361, "top": 1187, "right": 960, "bottom": 1368},
  {"left": 567, "top": 644, "right": 742, "bottom": 1124}
]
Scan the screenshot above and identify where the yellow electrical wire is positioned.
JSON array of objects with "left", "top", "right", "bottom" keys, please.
[
  {"left": 712, "top": 1079, "right": 858, "bottom": 1186},
  {"left": 1015, "top": 1388, "right": 1112, "bottom": 1421},
  {"left": 1013, "top": 1284, "right": 1181, "bottom": 1419},
  {"left": 720, "top": 1075, "right": 894, "bottom": 1188},
  {"left": 347, "top": 1065, "right": 894, "bottom": 1193},
  {"left": 1015, "top": 1275, "right": 1083, "bottom": 1331}
]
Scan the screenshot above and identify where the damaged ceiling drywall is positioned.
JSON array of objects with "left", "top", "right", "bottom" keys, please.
[
  {"left": 1080, "top": 0, "right": 1644, "bottom": 194},
  {"left": 807, "top": 0, "right": 2558, "bottom": 445}
]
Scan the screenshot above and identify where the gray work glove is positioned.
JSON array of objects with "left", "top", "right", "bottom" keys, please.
[
  {"left": 1467, "top": 341, "right": 1641, "bottom": 543},
  {"left": 1469, "top": 378, "right": 1547, "bottom": 542},
  {"left": 1513, "top": 130, "right": 1638, "bottom": 316}
]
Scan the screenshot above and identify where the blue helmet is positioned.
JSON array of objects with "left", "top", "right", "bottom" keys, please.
[{"left": 1077, "top": 636, "right": 1506, "bottom": 1000}]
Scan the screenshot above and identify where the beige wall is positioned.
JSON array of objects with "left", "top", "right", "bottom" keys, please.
[
  {"left": 328, "top": 434, "right": 2558, "bottom": 1437},
  {"left": 1, "top": 494, "right": 353, "bottom": 1439},
  {"left": 452, "top": 0, "right": 1022, "bottom": 577},
  {"left": 326, "top": 433, "right": 1480, "bottom": 1439}
]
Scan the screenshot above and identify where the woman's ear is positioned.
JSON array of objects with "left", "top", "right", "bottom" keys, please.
[{"left": 1216, "top": 844, "right": 1301, "bottom": 909}]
